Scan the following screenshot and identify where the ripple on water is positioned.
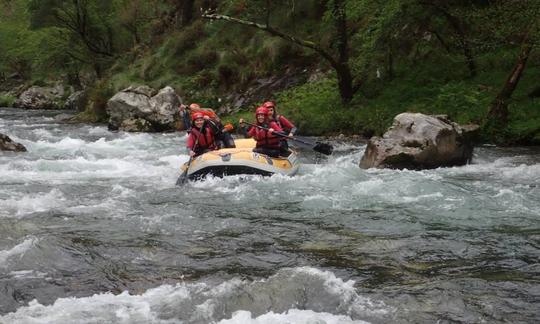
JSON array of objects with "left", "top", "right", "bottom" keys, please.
[
  {"left": 1, "top": 110, "right": 539, "bottom": 322},
  {"left": 0, "top": 267, "right": 387, "bottom": 323}
]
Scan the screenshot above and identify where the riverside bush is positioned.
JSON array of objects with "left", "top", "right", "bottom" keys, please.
[
  {"left": 75, "top": 81, "right": 113, "bottom": 123},
  {"left": 0, "top": 94, "right": 16, "bottom": 107}
]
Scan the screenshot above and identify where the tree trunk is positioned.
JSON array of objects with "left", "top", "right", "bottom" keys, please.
[
  {"left": 435, "top": 6, "right": 477, "bottom": 77},
  {"left": 337, "top": 65, "right": 354, "bottom": 103},
  {"left": 332, "top": 0, "right": 354, "bottom": 103},
  {"left": 93, "top": 63, "right": 103, "bottom": 79},
  {"left": 387, "top": 47, "right": 394, "bottom": 80},
  {"left": 181, "top": 0, "right": 194, "bottom": 27},
  {"left": 487, "top": 41, "right": 533, "bottom": 128},
  {"left": 462, "top": 42, "right": 476, "bottom": 78},
  {"left": 202, "top": 12, "right": 357, "bottom": 104}
]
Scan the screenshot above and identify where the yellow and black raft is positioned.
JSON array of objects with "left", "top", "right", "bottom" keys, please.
[{"left": 180, "top": 138, "right": 300, "bottom": 181}]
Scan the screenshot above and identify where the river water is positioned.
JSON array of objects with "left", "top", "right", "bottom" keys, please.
[{"left": 0, "top": 108, "right": 539, "bottom": 323}]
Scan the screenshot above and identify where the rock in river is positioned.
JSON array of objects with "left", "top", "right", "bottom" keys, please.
[{"left": 360, "top": 113, "right": 479, "bottom": 170}]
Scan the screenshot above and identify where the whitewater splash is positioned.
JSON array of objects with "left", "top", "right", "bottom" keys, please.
[
  {"left": 0, "top": 238, "right": 38, "bottom": 266},
  {"left": 1, "top": 109, "right": 539, "bottom": 323},
  {"left": 0, "top": 267, "right": 386, "bottom": 323}
]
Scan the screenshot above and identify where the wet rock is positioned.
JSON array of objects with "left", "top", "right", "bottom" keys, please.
[
  {"left": 218, "top": 68, "right": 308, "bottom": 115},
  {"left": 64, "top": 90, "right": 88, "bottom": 111},
  {"left": 0, "top": 133, "right": 26, "bottom": 152},
  {"left": 54, "top": 113, "right": 75, "bottom": 122},
  {"left": 360, "top": 113, "right": 479, "bottom": 170},
  {"left": 106, "top": 85, "right": 183, "bottom": 132},
  {"left": 13, "top": 84, "right": 67, "bottom": 110},
  {"left": 119, "top": 117, "right": 153, "bottom": 132}
]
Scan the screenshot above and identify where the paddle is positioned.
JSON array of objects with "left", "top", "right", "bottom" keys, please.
[
  {"left": 175, "top": 136, "right": 199, "bottom": 186},
  {"left": 243, "top": 122, "right": 333, "bottom": 155}
]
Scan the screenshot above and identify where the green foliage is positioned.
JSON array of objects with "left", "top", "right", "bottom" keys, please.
[
  {"left": 277, "top": 78, "right": 344, "bottom": 135},
  {"left": 228, "top": 78, "right": 372, "bottom": 136},
  {"left": 75, "top": 80, "right": 113, "bottom": 123},
  {"left": 0, "top": 94, "right": 16, "bottom": 107},
  {"left": 505, "top": 99, "right": 540, "bottom": 144},
  {"left": 165, "top": 21, "right": 207, "bottom": 57},
  {"left": 1, "top": 0, "right": 539, "bottom": 145},
  {"left": 428, "top": 82, "right": 489, "bottom": 124}
]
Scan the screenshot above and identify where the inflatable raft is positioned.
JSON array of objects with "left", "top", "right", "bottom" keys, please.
[{"left": 181, "top": 138, "right": 299, "bottom": 180}]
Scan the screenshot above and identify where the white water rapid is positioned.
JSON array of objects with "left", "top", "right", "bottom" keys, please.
[{"left": 1, "top": 108, "right": 539, "bottom": 323}]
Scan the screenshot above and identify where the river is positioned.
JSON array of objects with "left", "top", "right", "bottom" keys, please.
[{"left": 0, "top": 108, "right": 539, "bottom": 323}]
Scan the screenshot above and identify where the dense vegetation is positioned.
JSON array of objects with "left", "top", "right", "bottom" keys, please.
[{"left": 1, "top": 0, "right": 539, "bottom": 143}]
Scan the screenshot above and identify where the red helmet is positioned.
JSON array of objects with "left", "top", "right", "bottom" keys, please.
[
  {"left": 191, "top": 112, "right": 204, "bottom": 121},
  {"left": 255, "top": 106, "right": 269, "bottom": 116},
  {"left": 262, "top": 101, "right": 275, "bottom": 109},
  {"left": 189, "top": 103, "right": 201, "bottom": 110}
]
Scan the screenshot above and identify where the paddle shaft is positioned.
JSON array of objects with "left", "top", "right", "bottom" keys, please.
[
  {"left": 244, "top": 122, "right": 320, "bottom": 146},
  {"left": 242, "top": 121, "right": 333, "bottom": 155},
  {"left": 176, "top": 135, "right": 199, "bottom": 185}
]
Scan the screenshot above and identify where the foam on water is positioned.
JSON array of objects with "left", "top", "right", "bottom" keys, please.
[
  {"left": 0, "top": 267, "right": 387, "bottom": 324},
  {"left": 0, "top": 237, "right": 38, "bottom": 265},
  {"left": 217, "top": 309, "right": 368, "bottom": 324},
  {"left": 8, "top": 270, "right": 49, "bottom": 279},
  {"left": 1, "top": 110, "right": 539, "bottom": 322},
  {"left": 0, "top": 189, "right": 66, "bottom": 217},
  {"left": 2, "top": 120, "right": 538, "bottom": 226}
]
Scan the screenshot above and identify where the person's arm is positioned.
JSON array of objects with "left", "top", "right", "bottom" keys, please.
[
  {"left": 268, "top": 122, "right": 284, "bottom": 138},
  {"left": 181, "top": 109, "right": 191, "bottom": 132},
  {"left": 246, "top": 126, "right": 258, "bottom": 138},
  {"left": 239, "top": 119, "right": 253, "bottom": 138},
  {"left": 279, "top": 116, "right": 296, "bottom": 136},
  {"left": 205, "top": 117, "right": 221, "bottom": 135},
  {"left": 186, "top": 133, "right": 197, "bottom": 156}
]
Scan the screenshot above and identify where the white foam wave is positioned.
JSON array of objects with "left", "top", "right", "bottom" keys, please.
[
  {"left": 0, "top": 237, "right": 38, "bottom": 265},
  {"left": 0, "top": 189, "right": 66, "bottom": 217},
  {"left": 0, "top": 157, "right": 174, "bottom": 182},
  {"left": 1, "top": 267, "right": 389, "bottom": 323},
  {"left": 218, "top": 309, "right": 368, "bottom": 324},
  {"left": 34, "top": 136, "right": 87, "bottom": 150},
  {"left": 9, "top": 270, "right": 49, "bottom": 279}
]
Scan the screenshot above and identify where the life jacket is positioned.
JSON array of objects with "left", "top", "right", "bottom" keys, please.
[
  {"left": 272, "top": 114, "right": 295, "bottom": 133},
  {"left": 249, "top": 121, "right": 283, "bottom": 148},
  {"left": 187, "top": 125, "right": 217, "bottom": 152}
]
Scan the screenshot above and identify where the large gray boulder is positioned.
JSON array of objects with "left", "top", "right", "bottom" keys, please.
[
  {"left": 360, "top": 113, "right": 479, "bottom": 170},
  {"left": 106, "top": 85, "right": 183, "bottom": 132},
  {"left": 13, "top": 84, "right": 66, "bottom": 109},
  {"left": 0, "top": 133, "right": 26, "bottom": 152}
]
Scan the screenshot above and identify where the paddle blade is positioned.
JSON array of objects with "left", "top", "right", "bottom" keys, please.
[
  {"left": 176, "top": 159, "right": 192, "bottom": 186},
  {"left": 313, "top": 142, "right": 333, "bottom": 155},
  {"left": 175, "top": 170, "right": 189, "bottom": 185}
]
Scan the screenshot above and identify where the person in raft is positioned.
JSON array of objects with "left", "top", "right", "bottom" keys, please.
[
  {"left": 180, "top": 103, "right": 235, "bottom": 148},
  {"left": 186, "top": 112, "right": 220, "bottom": 157},
  {"left": 262, "top": 100, "right": 296, "bottom": 151},
  {"left": 262, "top": 101, "right": 297, "bottom": 136},
  {"left": 239, "top": 106, "right": 289, "bottom": 158}
]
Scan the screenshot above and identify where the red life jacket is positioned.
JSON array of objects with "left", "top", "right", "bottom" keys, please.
[
  {"left": 275, "top": 115, "right": 294, "bottom": 132},
  {"left": 248, "top": 121, "right": 283, "bottom": 149},
  {"left": 187, "top": 126, "right": 217, "bottom": 151}
]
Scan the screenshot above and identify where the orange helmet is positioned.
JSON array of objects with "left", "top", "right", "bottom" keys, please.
[
  {"left": 255, "top": 106, "right": 269, "bottom": 117},
  {"left": 189, "top": 103, "right": 201, "bottom": 110},
  {"left": 262, "top": 101, "right": 275, "bottom": 109},
  {"left": 191, "top": 112, "right": 204, "bottom": 121}
]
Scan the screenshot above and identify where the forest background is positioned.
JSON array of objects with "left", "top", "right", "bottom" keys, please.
[{"left": 0, "top": 0, "right": 539, "bottom": 144}]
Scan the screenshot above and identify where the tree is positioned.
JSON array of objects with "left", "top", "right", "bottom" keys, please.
[
  {"left": 117, "top": 0, "right": 159, "bottom": 45},
  {"left": 480, "top": 0, "right": 540, "bottom": 136},
  {"left": 202, "top": 0, "right": 363, "bottom": 103},
  {"left": 27, "top": 0, "right": 119, "bottom": 77},
  {"left": 418, "top": 0, "right": 479, "bottom": 77}
]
